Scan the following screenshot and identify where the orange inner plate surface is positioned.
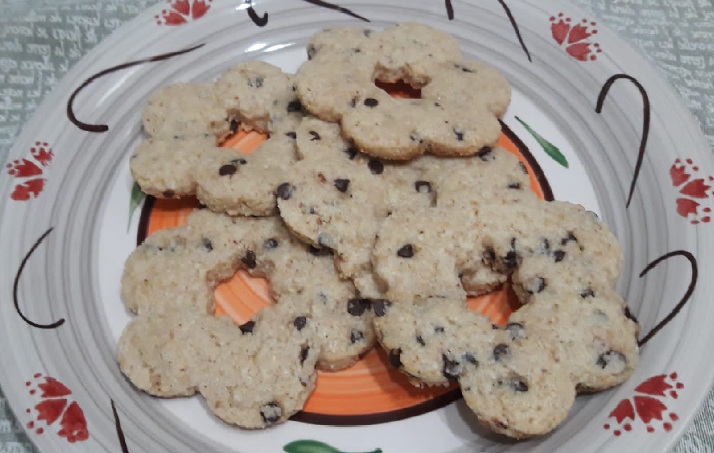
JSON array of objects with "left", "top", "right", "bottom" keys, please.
[{"left": 143, "top": 86, "right": 546, "bottom": 418}]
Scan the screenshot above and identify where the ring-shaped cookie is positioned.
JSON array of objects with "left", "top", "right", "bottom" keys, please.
[
  {"left": 130, "top": 61, "right": 304, "bottom": 216},
  {"left": 296, "top": 23, "right": 511, "bottom": 160},
  {"left": 370, "top": 198, "right": 639, "bottom": 438},
  {"left": 118, "top": 210, "right": 376, "bottom": 428}
]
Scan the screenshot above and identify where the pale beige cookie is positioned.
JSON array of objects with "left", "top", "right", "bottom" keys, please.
[
  {"left": 192, "top": 303, "right": 320, "bottom": 428},
  {"left": 132, "top": 61, "right": 304, "bottom": 215},
  {"left": 371, "top": 197, "right": 638, "bottom": 438},
  {"left": 120, "top": 209, "right": 374, "bottom": 370},
  {"left": 216, "top": 60, "right": 302, "bottom": 134},
  {"left": 120, "top": 209, "right": 275, "bottom": 316},
  {"left": 458, "top": 337, "right": 576, "bottom": 439},
  {"left": 118, "top": 305, "right": 320, "bottom": 428},
  {"left": 296, "top": 23, "right": 511, "bottom": 159},
  {"left": 141, "top": 82, "right": 231, "bottom": 142},
  {"left": 129, "top": 135, "right": 216, "bottom": 199},
  {"left": 119, "top": 208, "right": 379, "bottom": 427},
  {"left": 194, "top": 133, "right": 298, "bottom": 216},
  {"left": 277, "top": 122, "right": 529, "bottom": 297},
  {"left": 371, "top": 297, "right": 576, "bottom": 439}
]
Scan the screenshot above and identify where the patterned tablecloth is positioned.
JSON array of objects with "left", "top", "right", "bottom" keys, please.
[{"left": 1, "top": 0, "right": 713, "bottom": 451}]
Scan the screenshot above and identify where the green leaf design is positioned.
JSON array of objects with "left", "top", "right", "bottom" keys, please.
[
  {"left": 128, "top": 181, "right": 146, "bottom": 231},
  {"left": 283, "top": 440, "right": 382, "bottom": 453},
  {"left": 515, "top": 116, "right": 569, "bottom": 169}
]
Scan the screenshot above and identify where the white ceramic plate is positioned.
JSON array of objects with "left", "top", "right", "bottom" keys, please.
[{"left": 1, "top": 0, "right": 713, "bottom": 452}]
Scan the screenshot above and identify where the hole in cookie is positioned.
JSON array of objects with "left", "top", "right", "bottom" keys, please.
[
  {"left": 375, "top": 79, "right": 422, "bottom": 99},
  {"left": 134, "top": 115, "right": 553, "bottom": 426}
]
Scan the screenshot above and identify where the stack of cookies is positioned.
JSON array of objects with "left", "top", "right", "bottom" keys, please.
[{"left": 118, "top": 23, "right": 639, "bottom": 438}]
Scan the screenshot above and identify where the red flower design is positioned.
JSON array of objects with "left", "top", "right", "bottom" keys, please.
[
  {"left": 155, "top": 0, "right": 212, "bottom": 26},
  {"left": 604, "top": 372, "right": 683, "bottom": 436},
  {"left": 25, "top": 374, "right": 89, "bottom": 443},
  {"left": 5, "top": 141, "right": 53, "bottom": 201},
  {"left": 670, "top": 158, "right": 713, "bottom": 224},
  {"left": 549, "top": 13, "right": 602, "bottom": 61}
]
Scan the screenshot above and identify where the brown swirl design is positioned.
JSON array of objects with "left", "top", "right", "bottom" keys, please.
[
  {"left": 67, "top": 44, "right": 205, "bottom": 133},
  {"left": 13, "top": 227, "right": 65, "bottom": 329},
  {"left": 638, "top": 251, "right": 698, "bottom": 347},
  {"left": 300, "top": 0, "right": 370, "bottom": 22},
  {"left": 111, "top": 399, "right": 131, "bottom": 453},
  {"left": 596, "top": 74, "right": 651, "bottom": 209}
]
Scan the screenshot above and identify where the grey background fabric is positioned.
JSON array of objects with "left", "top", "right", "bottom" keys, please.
[{"left": 0, "top": 0, "right": 713, "bottom": 451}]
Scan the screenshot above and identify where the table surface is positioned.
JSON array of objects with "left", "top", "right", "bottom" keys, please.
[{"left": 1, "top": 0, "right": 713, "bottom": 451}]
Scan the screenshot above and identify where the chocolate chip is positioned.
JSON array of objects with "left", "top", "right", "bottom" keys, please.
[
  {"left": 276, "top": 183, "right": 294, "bottom": 200},
  {"left": 525, "top": 277, "right": 545, "bottom": 294},
  {"left": 364, "top": 98, "right": 379, "bottom": 107},
  {"left": 201, "top": 238, "right": 213, "bottom": 252},
  {"left": 264, "top": 238, "right": 279, "bottom": 249},
  {"left": 410, "top": 132, "right": 423, "bottom": 143},
  {"left": 230, "top": 158, "right": 248, "bottom": 166},
  {"left": 442, "top": 354, "right": 462, "bottom": 379},
  {"left": 347, "top": 298, "right": 371, "bottom": 316},
  {"left": 352, "top": 47, "right": 362, "bottom": 53},
  {"left": 503, "top": 251, "right": 518, "bottom": 269},
  {"left": 518, "top": 161, "right": 528, "bottom": 174},
  {"left": 414, "top": 181, "right": 431, "bottom": 193},
  {"left": 349, "top": 97, "right": 358, "bottom": 108},
  {"left": 368, "top": 158, "right": 384, "bottom": 175},
  {"left": 463, "top": 353, "right": 478, "bottom": 366},
  {"left": 230, "top": 119, "right": 239, "bottom": 133},
  {"left": 434, "top": 326, "right": 445, "bottom": 334},
  {"left": 373, "top": 299, "right": 392, "bottom": 317},
  {"left": 334, "top": 178, "right": 350, "bottom": 193},
  {"left": 453, "top": 128, "right": 464, "bottom": 141},
  {"left": 597, "top": 350, "right": 627, "bottom": 369},
  {"left": 506, "top": 322, "right": 525, "bottom": 340},
  {"left": 454, "top": 63, "right": 474, "bottom": 73},
  {"left": 493, "top": 344, "right": 510, "bottom": 361},
  {"left": 508, "top": 182, "right": 521, "bottom": 189},
  {"left": 350, "top": 330, "right": 364, "bottom": 343},
  {"left": 509, "top": 378, "right": 528, "bottom": 392},
  {"left": 219, "top": 164, "right": 237, "bottom": 176},
  {"left": 239, "top": 320, "right": 255, "bottom": 334},
  {"left": 397, "top": 244, "right": 415, "bottom": 258},
  {"left": 309, "top": 130, "right": 321, "bottom": 141},
  {"left": 285, "top": 131, "right": 297, "bottom": 139},
  {"left": 241, "top": 250, "right": 257, "bottom": 269},
  {"left": 388, "top": 348, "right": 402, "bottom": 368},
  {"left": 476, "top": 147, "right": 493, "bottom": 161},
  {"left": 561, "top": 231, "right": 578, "bottom": 245},
  {"left": 541, "top": 238, "right": 551, "bottom": 253},
  {"left": 580, "top": 287, "right": 595, "bottom": 298},
  {"left": 162, "top": 190, "right": 175, "bottom": 198},
  {"left": 344, "top": 146, "right": 358, "bottom": 159},
  {"left": 287, "top": 100, "right": 302, "bottom": 112},
  {"left": 293, "top": 316, "right": 307, "bottom": 331},
  {"left": 260, "top": 402, "right": 281, "bottom": 425},
  {"left": 248, "top": 76, "right": 264, "bottom": 88},
  {"left": 552, "top": 250, "right": 566, "bottom": 262},
  {"left": 307, "top": 245, "right": 331, "bottom": 256},
  {"left": 299, "top": 346, "right": 310, "bottom": 364},
  {"left": 416, "top": 335, "right": 425, "bottom": 346}
]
